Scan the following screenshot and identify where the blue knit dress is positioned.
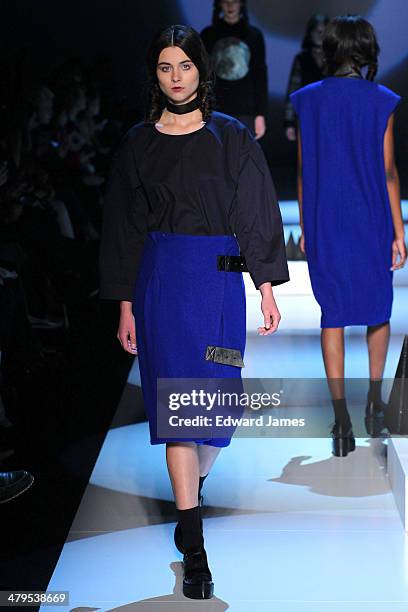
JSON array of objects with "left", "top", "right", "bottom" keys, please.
[{"left": 291, "top": 77, "right": 401, "bottom": 327}]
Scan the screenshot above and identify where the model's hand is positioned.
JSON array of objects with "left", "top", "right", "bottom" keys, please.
[
  {"left": 257, "top": 283, "right": 281, "bottom": 335},
  {"left": 299, "top": 233, "right": 305, "bottom": 254},
  {"left": 254, "top": 115, "right": 266, "bottom": 140},
  {"left": 390, "top": 237, "right": 407, "bottom": 271},
  {"left": 286, "top": 127, "right": 296, "bottom": 141},
  {"left": 118, "top": 301, "right": 137, "bottom": 354}
]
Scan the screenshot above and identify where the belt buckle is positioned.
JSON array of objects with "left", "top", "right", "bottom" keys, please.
[{"left": 217, "top": 255, "right": 247, "bottom": 272}]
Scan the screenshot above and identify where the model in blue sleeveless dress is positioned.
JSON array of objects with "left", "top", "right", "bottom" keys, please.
[{"left": 290, "top": 77, "right": 401, "bottom": 328}]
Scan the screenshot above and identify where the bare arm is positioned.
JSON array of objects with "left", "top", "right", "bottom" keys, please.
[
  {"left": 258, "top": 282, "right": 281, "bottom": 335},
  {"left": 118, "top": 300, "right": 137, "bottom": 354},
  {"left": 384, "top": 113, "right": 406, "bottom": 270}
]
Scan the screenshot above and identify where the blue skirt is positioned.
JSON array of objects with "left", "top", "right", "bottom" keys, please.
[{"left": 132, "top": 231, "right": 246, "bottom": 446}]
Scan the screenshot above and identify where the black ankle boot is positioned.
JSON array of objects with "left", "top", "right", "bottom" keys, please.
[
  {"left": 331, "top": 421, "right": 355, "bottom": 457},
  {"left": 183, "top": 545, "right": 214, "bottom": 599},
  {"left": 174, "top": 477, "right": 206, "bottom": 554},
  {"left": 366, "top": 397, "right": 387, "bottom": 419},
  {"left": 330, "top": 398, "right": 355, "bottom": 457},
  {"left": 174, "top": 511, "right": 203, "bottom": 554},
  {"left": 174, "top": 506, "right": 214, "bottom": 599},
  {"left": 365, "top": 394, "right": 387, "bottom": 436}
]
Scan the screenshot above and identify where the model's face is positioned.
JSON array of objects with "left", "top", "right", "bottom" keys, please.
[
  {"left": 221, "top": 0, "right": 242, "bottom": 24},
  {"left": 311, "top": 23, "right": 326, "bottom": 47},
  {"left": 157, "top": 46, "right": 200, "bottom": 105}
]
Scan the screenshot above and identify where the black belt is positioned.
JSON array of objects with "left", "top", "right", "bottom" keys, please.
[{"left": 217, "top": 255, "right": 248, "bottom": 272}]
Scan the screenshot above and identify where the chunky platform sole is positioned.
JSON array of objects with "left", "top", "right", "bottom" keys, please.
[
  {"left": 183, "top": 578, "right": 214, "bottom": 599},
  {"left": 332, "top": 435, "right": 356, "bottom": 457}
]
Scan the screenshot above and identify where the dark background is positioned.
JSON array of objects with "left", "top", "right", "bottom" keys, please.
[{"left": 1, "top": 0, "right": 407, "bottom": 164}]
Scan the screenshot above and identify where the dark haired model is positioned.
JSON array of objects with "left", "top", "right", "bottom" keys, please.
[
  {"left": 99, "top": 25, "right": 288, "bottom": 599},
  {"left": 285, "top": 14, "right": 329, "bottom": 141},
  {"left": 201, "top": 0, "right": 268, "bottom": 139},
  {"left": 291, "top": 16, "right": 407, "bottom": 456}
]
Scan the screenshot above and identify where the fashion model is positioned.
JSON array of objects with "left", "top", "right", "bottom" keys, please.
[
  {"left": 99, "top": 25, "right": 289, "bottom": 599},
  {"left": 201, "top": 0, "right": 268, "bottom": 139},
  {"left": 291, "top": 15, "right": 407, "bottom": 456}
]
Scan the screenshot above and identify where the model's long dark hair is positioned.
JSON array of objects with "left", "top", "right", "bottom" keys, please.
[
  {"left": 302, "top": 14, "right": 330, "bottom": 51},
  {"left": 322, "top": 15, "right": 380, "bottom": 81},
  {"left": 145, "top": 25, "right": 215, "bottom": 123},
  {"left": 211, "top": 0, "right": 249, "bottom": 28}
]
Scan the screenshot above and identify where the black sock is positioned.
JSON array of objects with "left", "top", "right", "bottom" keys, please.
[
  {"left": 198, "top": 474, "right": 207, "bottom": 500},
  {"left": 332, "top": 398, "right": 351, "bottom": 428},
  {"left": 368, "top": 379, "right": 382, "bottom": 404},
  {"left": 177, "top": 505, "right": 203, "bottom": 552}
]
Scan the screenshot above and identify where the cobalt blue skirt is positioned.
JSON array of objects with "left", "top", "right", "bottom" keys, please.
[{"left": 132, "top": 231, "right": 246, "bottom": 446}]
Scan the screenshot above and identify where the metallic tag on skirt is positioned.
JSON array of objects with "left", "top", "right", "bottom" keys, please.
[{"left": 205, "top": 345, "right": 245, "bottom": 368}]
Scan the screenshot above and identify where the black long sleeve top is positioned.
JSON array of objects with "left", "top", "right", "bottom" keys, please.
[
  {"left": 201, "top": 19, "right": 268, "bottom": 117},
  {"left": 99, "top": 112, "right": 289, "bottom": 301}
]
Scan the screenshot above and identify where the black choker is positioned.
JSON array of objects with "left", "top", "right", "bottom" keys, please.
[{"left": 166, "top": 97, "right": 200, "bottom": 115}]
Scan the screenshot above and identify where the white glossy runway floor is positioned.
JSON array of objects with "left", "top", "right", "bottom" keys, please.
[{"left": 42, "top": 251, "right": 408, "bottom": 610}]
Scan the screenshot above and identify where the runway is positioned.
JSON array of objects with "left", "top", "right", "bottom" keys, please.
[{"left": 40, "top": 202, "right": 408, "bottom": 611}]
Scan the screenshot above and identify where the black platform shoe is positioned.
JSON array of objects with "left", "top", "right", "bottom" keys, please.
[
  {"left": 365, "top": 399, "right": 387, "bottom": 436},
  {"left": 183, "top": 545, "right": 214, "bottom": 599},
  {"left": 331, "top": 421, "right": 356, "bottom": 457}
]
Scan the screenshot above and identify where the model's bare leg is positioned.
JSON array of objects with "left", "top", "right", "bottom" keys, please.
[
  {"left": 166, "top": 442, "right": 200, "bottom": 509},
  {"left": 197, "top": 445, "right": 221, "bottom": 477},
  {"left": 366, "top": 322, "right": 390, "bottom": 406},
  {"left": 166, "top": 443, "right": 222, "bottom": 508},
  {"left": 321, "top": 328, "right": 345, "bottom": 399},
  {"left": 367, "top": 322, "right": 390, "bottom": 380}
]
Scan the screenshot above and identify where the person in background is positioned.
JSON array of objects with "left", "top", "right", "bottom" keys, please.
[
  {"left": 201, "top": 0, "right": 268, "bottom": 139},
  {"left": 291, "top": 15, "right": 406, "bottom": 456},
  {"left": 285, "top": 14, "right": 329, "bottom": 141}
]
